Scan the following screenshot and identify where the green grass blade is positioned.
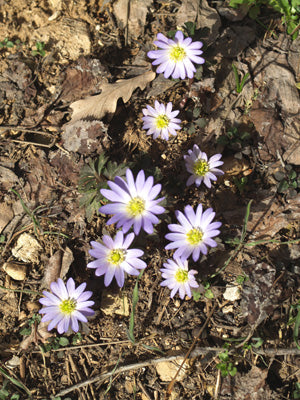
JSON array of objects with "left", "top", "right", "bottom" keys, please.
[
  {"left": 232, "top": 63, "right": 241, "bottom": 92},
  {"left": 10, "top": 188, "right": 41, "bottom": 234},
  {"left": 293, "top": 306, "right": 300, "bottom": 350},
  {"left": 0, "top": 367, "right": 32, "bottom": 397},
  {"left": 127, "top": 271, "right": 144, "bottom": 344}
]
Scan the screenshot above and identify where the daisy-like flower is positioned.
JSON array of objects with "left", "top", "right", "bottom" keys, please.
[
  {"left": 87, "top": 231, "right": 146, "bottom": 287},
  {"left": 39, "top": 278, "right": 95, "bottom": 334},
  {"left": 100, "top": 169, "right": 165, "bottom": 235},
  {"left": 160, "top": 257, "right": 199, "bottom": 299},
  {"left": 142, "top": 100, "right": 181, "bottom": 141},
  {"left": 184, "top": 144, "right": 224, "bottom": 188},
  {"left": 165, "top": 204, "right": 221, "bottom": 262},
  {"left": 147, "top": 30, "right": 205, "bottom": 80}
]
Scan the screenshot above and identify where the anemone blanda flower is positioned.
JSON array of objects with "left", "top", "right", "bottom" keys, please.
[
  {"left": 87, "top": 231, "right": 146, "bottom": 287},
  {"left": 142, "top": 100, "right": 181, "bottom": 141},
  {"left": 39, "top": 278, "right": 94, "bottom": 334},
  {"left": 165, "top": 204, "right": 221, "bottom": 262},
  {"left": 100, "top": 169, "right": 165, "bottom": 235},
  {"left": 160, "top": 257, "right": 199, "bottom": 299},
  {"left": 184, "top": 144, "right": 224, "bottom": 188},
  {"left": 147, "top": 30, "right": 205, "bottom": 80}
]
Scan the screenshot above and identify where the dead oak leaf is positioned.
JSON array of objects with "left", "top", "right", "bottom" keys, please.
[{"left": 67, "top": 70, "right": 156, "bottom": 124}]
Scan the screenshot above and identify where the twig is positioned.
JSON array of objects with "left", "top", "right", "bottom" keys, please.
[
  {"left": 54, "top": 346, "right": 300, "bottom": 398},
  {"left": 166, "top": 303, "right": 217, "bottom": 397}
]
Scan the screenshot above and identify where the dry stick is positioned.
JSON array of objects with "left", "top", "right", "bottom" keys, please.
[
  {"left": 54, "top": 346, "right": 300, "bottom": 398},
  {"left": 166, "top": 303, "right": 217, "bottom": 398}
]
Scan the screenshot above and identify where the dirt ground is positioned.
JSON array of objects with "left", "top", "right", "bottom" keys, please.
[{"left": 0, "top": 0, "right": 300, "bottom": 399}]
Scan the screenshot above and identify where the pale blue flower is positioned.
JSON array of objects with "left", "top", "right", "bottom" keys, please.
[
  {"left": 142, "top": 100, "right": 181, "bottom": 140},
  {"left": 147, "top": 30, "right": 205, "bottom": 80},
  {"left": 160, "top": 257, "right": 199, "bottom": 299},
  {"left": 165, "top": 204, "right": 221, "bottom": 261},
  {"left": 100, "top": 169, "right": 165, "bottom": 235},
  {"left": 39, "top": 278, "right": 94, "bottom": 334},
  {"left": 184, "top": 145, "right": 224, "bottom": 188},
  {"left": 87, "top": 231, "right": 146, "bottom": 287}
]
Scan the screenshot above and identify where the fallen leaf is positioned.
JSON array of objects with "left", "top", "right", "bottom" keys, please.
[
  {"left": 176, "top": 0, "right": 221, "bottom": 46},
  {"left": 11, "top": 233, "right": 42, "bottom": 263},
  {"left": 3, "top": 262, "right": 27, "bottom": 281},
  {"left": 67, "top": 70, "right": 156, "bottom": 124},
  {"left": 41, "top": 247, "right": 73, "bottom": 290},
  {"left": 113, "top": 0, "right": 152, "bottom": 40},
  {"left": 19, "top": 321, "right": 53, "bottom": 351},
  {"left": 155, "top": 358, "right": 189, "bottom": 382}
]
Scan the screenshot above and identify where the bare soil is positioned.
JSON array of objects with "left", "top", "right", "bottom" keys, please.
[{"left": 0, "top": 0, "right": 300, "bottom": 399}]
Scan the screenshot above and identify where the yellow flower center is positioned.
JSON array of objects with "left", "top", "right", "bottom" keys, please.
[
  {"left": 169, "top": 45, "right": 186, "bottom": 62},
  {"left": 127, "top": 197, "right": 145, "bottom": 217},
  {"left": 59, "top": 299, "right": 77, "bottom": 315},
  {"left": 193, "top": 159, "right": 209, "bottom": 177},
  {"left": 175, "top": 268, "right": 189, "bottom": 283},
  {"left": 186, "top": 228, "right": 203, "bottom": 245},
  {"left": 107, "top": 249, "right": 126, "bottom": 265},
  {"left": 155, "top": 114, "right": 170, "bottom": 129}
]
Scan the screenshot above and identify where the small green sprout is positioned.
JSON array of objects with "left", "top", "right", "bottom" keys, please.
[
  {"left": 236, "top": 274, "right": 249, "bottom": 285},
  {"left": 203, "top": 282, "right": 214, "bottom": 299},
  {"left": 0, "top": 380, "right": 20, "bottom": 400},
  {"left": 293, "top": 382, "right": 300, "bottom": 399},
  {"left": 232, "top": 63, "right": 250, "bottom": 94},
  {"left": 229, "top": 0, "right": 300, "bottom": 39},
  {"left": 233, "top": 176, "right": 248, "bottom": 194},
  {"left": 0, "top": 38, "right": 15, "bottom": 49},
  {"left": 78, "top": 154, "right": 128, "bottom": 222},
  {"left": 217, "top": 126, "right": 251, "bottom": 149},
  {"left": 216, "top": 349, "right": 237, "bottom": 377},
  {"left": 288, "top": 299, "right": 300, "bottom": 350},
  {"left": 32, "top": 41, "right": 46, "bottom": 57},
  {"left": 275, "top": 165, "right": 300, "bottom": 195},
  {"left": 19, "top": 314, "right": 42, "bottom": 336},
  {"left": 41, "top": 336, "right": 70, "bottom": 353}
]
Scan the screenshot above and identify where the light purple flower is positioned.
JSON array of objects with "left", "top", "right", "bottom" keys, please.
[
  {"left": 100, "top": 169, "right": 165, "bottom": 235},
  {"left": 87, "top": 231, "right": 146, "bottom": 287},
  {"left": 39, "top": 278, "right": 94, "bottom": 334},
  {"left": 142, "top": 100, "right": 181, "bottom": 141},
  {"left": 165, "top": 204, "right": 221, "bottom": 262},
  {"left": 147, "top": 30, "right": 205, "bottom": 80},
  {"left": 184, "top": 144, "right": 224, "bottom": 188},
  {"left": 160, "top": 257, "right": 199, "bottom": 299}
]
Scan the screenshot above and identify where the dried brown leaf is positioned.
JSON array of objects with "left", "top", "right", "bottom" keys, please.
[
  {"left": 67, "top": 70, "right": 156, "bottom": 124},
  {"left": 41, "top": 247, "right": 73, "bottom": 290},
  {"left": 19, "top": 321, "right": 53, "bottom": 351}
]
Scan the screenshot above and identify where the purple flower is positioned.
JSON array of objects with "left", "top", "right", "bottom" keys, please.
[
  {"left": 39, "top": 278, "right": 94, "bottom": 334},
  {"left": 87, "top": 231, "right": 146, "bottom": 287},
  {"left": 160, "top": 257, "right": 199, "bottom": 299},
  {"left": 100, "top": 169, "right": 165, "bottom": 235},
  {"left": 142, "top": 100, "right": 181, "bottom": 141},
  {"left": 147, "top": 30, "right": 205, "bottom": 80},
  {"left": 165, "top": 204, "right": 221, "bottom": 262},
  {"left": 184, "top": 144, "right": 224, "bottom": 188}
]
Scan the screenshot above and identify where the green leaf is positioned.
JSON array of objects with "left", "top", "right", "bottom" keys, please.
[
  {"left": 184, "top": 21, "right": 196, "bottom": 36},
  {"left": 248, "top": 4, "right": 260, "bottom": 19},
  {"left": 127, "top": 271, "right": 144, "bottom": 344},
  {"left": 278, "top": 179, "right": 289, "bottom": 192},
  {"left": 194, "top": 118, "right": 207, "bottom": 128},
  {"left": 204, "top": 288, "right": 214, "bottom": 299},
  {"left": 293, "top": 304, "right": 300, "bottom": 350},
  {"left": 229, "top": 0, "right": 246, "bottom": 8},
  {"left": 58, "top": 337, "right": 69, "bottom": 347}
]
